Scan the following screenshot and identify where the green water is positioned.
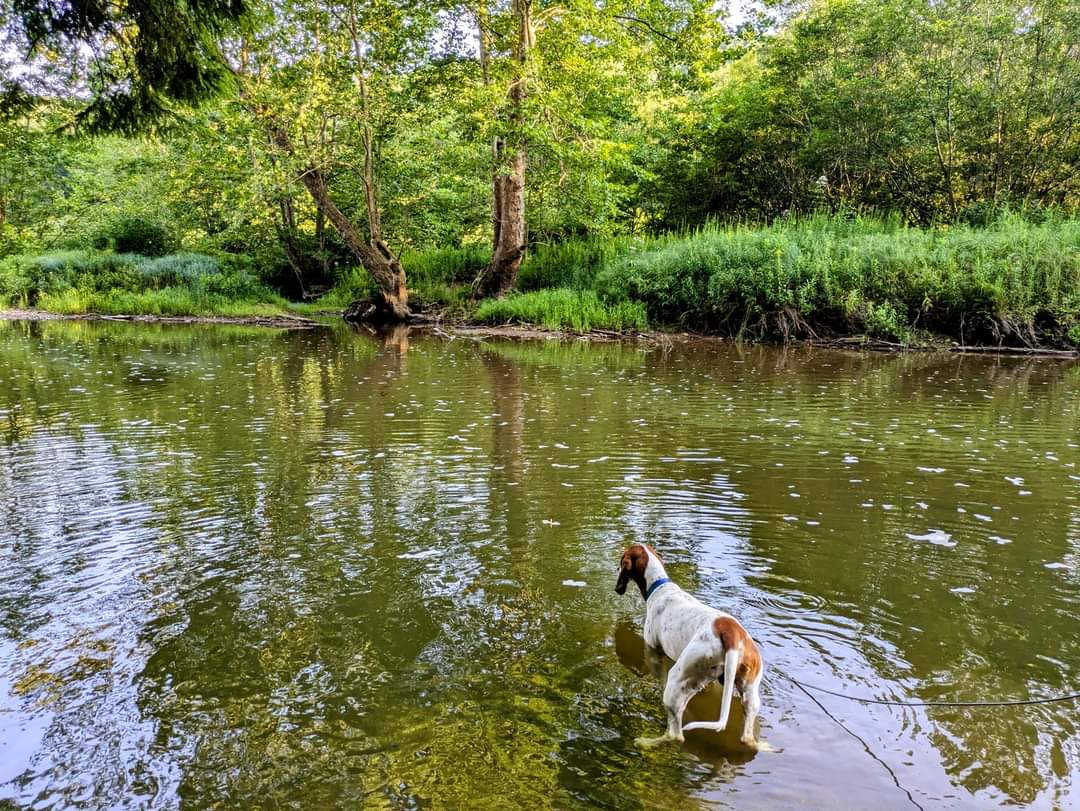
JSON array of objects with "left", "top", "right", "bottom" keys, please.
[{"left": 1, "top": 320, "right": 1079, "bottom": 809}]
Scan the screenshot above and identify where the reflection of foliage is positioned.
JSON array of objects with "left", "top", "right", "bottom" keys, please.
[
  {"left": 485, "top": 336, "right": 650, "bottom": 371},
  {"left": 1, "top": 323, "right": 1079, "bottom": 805}
]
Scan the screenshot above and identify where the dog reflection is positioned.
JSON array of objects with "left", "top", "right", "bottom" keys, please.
[{"left": 614, "top": 620, "right": 758, "bottom": 765}]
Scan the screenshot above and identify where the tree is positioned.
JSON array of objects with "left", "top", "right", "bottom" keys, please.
[
  {"left": 1, "top": 0, "right": 251, "bottom": 133},
  {"left": 639, "top": 0, "right": 1080, "bottom": 225},
  {"left": 229, "top": 0, "right": 449, "bottom": 321},
  {"left": 471, "top": 0, "right": 532, "bottom": 299}
]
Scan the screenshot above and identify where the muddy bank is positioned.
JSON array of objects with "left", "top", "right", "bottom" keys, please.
[
  {"left": 428, "top": 322, "right": 1080, "bottom": 358},
  {"left": 0, "top": 309, "right": 324, "bottom": 329},
  {"left": 2, "top": 308, "right": 1076, "bottom": 357}
]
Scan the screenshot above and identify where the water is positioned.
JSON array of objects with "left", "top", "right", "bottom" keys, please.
[{"left": 1, "top": 319, "right": 1078, "bottom": 809}]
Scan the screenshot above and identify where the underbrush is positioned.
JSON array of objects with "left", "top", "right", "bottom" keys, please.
[
  {"left": 594, "top": 214, "right": 1080, "bottom": 345},
  {"left": 516, "top": 238, "right": 638, "bottom": 291},
  {"left": 0, "top": 250, "right": 285, "bottom": 316},
  {"left": 305, "top": 214, "right": 1079, "bottom": 344},
  {"left": 10, "top": 213, "right": 1078, "bottom": 345},
  {"left": 474, "top": 288, "right": 648, "bottom": 332}
]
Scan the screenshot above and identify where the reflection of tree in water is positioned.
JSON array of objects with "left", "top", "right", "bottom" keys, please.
[
  {"left": 3, "top": 323, "right": 1080, "bottom": 806},
  {"left": 482, "top": 349, "right": 528, "bottom": 548},
  {"left": 133, "top": 326, "right": 455, "bottom": 804}
]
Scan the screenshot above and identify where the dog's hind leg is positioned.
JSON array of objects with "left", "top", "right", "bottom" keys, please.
[
  {"left": 681, "top": 643, "right": 740, "bottom": 735},
  {"left": 739, "top": 676, "right": 761, "bottom": 748}
]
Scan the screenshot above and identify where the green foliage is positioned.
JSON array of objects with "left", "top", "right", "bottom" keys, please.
[
  {"left": 517, "top": 238, "right": 638, "bottom": 291},
  {"left": 474, "top": 289, "right": 648, "bottom": 333},
  {"left": 94, "top": 216, "right": 177, "bottom": 257},
  {"left": 4, "top": 0, "right": 1079, "bottom": 340},
  {"left": 400, "top": 245, "right": 490, "bottom": 288},
  {"left": 6, "top": 0, "right": 251, "bottom": 133},
  {"left": 594, "top": 214, "right": 1080, "bottom": 343},
  {"left": 0, "top": 249, "right": 278, "bottom": 314},
  {"left": 34, "top": 288, "right": 289, "bottom": 317},
  {"left": 639, "top": 0, "right": 1080, "bottom": 226},
  {"left": 305, "top": 247, "right": 485, "bottom": 312},
  {"left": 305, "top": 269, "right": 376, "bottom": 309},
  {"left": 863, "top": 302, "right": 910, "bottom": 342}
]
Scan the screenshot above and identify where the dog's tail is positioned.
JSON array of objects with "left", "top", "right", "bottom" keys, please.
[{"left": 682, "top": 646, "right": 740, "bottom": 733}]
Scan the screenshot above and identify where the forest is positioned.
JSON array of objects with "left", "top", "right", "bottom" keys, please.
[{"left": 2, "top": 0, "right": 1078, "bottom": 345}]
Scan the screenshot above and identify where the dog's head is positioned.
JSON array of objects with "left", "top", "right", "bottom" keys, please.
[{"left": 615, "top": 543, "right": 658, "bottom": 599}]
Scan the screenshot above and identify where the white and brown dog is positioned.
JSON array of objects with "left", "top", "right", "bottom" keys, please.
[{"left": 615, "top": 543, "right": 764, "bottom": 748}]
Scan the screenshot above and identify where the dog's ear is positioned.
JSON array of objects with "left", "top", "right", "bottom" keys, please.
[
  {"left": 615, "top": 545, "right": 648, "bottom": 598},
  {"left": 615, "top": 552, "right": 632, "bottom": 595}
]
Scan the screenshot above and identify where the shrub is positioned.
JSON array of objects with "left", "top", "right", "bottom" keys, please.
[
  {"left": 309, "top": 268, "right": 376, "bottom": 308},
  {"left": 135, "top": 253, "right": 265, "bottom": 299},
  {"left": 93, "top": 217, "right": 176, "bottom": 257},
  {"left": 401, "top": 245, "right": 489, "bottom": 287},
  {"left": 0, "top": 249, "right": 278, "bottom": 314},
  {"left": 593, "top": 213, "right": 1080, "bottom": 343},
  {"left": 136, "top": 253, "right": 221, "bottom": 287},
  {"left": 0, "top": 251, "right": 140, "bottom": 305},
  {"left": 595, "top": 240, "right": 715, "bottom": 325},
  {"left": 863, "top": 301, "right": 910, "bottom": 342},
  {"left": 474, "top": 288, "right": 648, "bottom": 332}
]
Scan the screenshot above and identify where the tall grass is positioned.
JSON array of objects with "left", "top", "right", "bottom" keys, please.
[
  {"left": 595, "top": 213, "right": 1080, "bottom": 344},
  {"left": 0, "top": 250, "right": 284, "bottom": 316},
  {"left": 516, "top": 237, "right": 638, "bottom": 291},
  {"left": 400, "top": 245, "right": 489, "bottom": 287},
  {"left": 475, "top": 289, "right": 648, "bottom": 332},
  {"left": 9, "top": 214, "right": 1077, "bottom": 344}
]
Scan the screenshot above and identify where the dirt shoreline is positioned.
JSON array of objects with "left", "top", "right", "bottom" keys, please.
[
  {"left": 2, "top": 308, "right": 1077, "bottom": 358},
  {"left": 0, "top": 309, "right": 324, "bottom": 329},
  {"left": 441, "top": 323, "right": 1079, "bottom": 358}
]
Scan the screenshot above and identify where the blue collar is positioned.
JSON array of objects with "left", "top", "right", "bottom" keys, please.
[{"left": 644, "top": 577, "right": 671, "bottom": 601}]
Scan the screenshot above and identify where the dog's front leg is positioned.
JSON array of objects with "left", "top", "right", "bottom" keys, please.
[{"left": 635, "top": 654, "right": 697, "bottom": 747}]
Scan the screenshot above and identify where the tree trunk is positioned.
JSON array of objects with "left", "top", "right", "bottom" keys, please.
[
  {"left": 473, "top": 0, "right": 531, "bottom": 299},
  {"left": 480, "top": 145, "right": 526, "bottom": 298},
  {"left": 269, "top": 125, "right": 409, "bottom": 321},
  {"left": 273, "top": 197, "right": 310, "bottom": 298}
]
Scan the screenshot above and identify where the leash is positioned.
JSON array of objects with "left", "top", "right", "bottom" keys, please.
[
  {"left": 786, "top": 676, "right": 926, "bottom": 811},
  {"left": 784, "top": 673, "right": 1080, "bottom": 708}
]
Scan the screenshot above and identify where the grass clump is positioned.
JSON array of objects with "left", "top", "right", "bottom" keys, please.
[
  {"left": 474, "top": 288, "right": 648, "bottom": 333},
  {"left": 401, "top": 245, "right": 489, "bottom": 288},
  {"left": 0, "top": 250, "right": 283, "bottom": 316},
  {"left": 594, "top": 213, "right": 1080, "bottom": 345},
  {"left": 517, "top": 237, "right": 638, "bottom": 291}
]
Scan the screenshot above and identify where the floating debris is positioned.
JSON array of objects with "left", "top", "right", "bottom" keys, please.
[{"left": 906, "top": 529, "right": 956, "bottom": 547}]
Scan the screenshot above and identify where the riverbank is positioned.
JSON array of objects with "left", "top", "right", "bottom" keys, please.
[
  {"left": 0, "top": 308, "right": 323, "bottom": 329},
  {"left": 4, "top": 214, "right": 1078, "bottom": 349},
  {"left": 332, "top": 213, "right": 1080, "bottom": 350},
  {"left": 3, "top": 308, "right": 1078, "bottom": 358}
]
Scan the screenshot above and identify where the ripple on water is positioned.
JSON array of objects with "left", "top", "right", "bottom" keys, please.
[{"left": 1, "top": 326, "right": 1079, "bottom": 808}]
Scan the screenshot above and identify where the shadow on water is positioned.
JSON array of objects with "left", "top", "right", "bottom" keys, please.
[
  {"left": 612, "top": 621, "right": 758, "bottom": 766},
  {"left": 0, "top": 320, "right": 1079, "bottom": 808}
]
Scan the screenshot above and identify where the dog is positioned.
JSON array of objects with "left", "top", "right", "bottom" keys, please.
[{"left": 615, "top": 543, "right": 763, "bottom": 748}]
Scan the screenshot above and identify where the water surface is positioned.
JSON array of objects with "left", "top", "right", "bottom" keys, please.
[{"left": 1, "top": 320, "right": 1078, "bottom": 809}]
